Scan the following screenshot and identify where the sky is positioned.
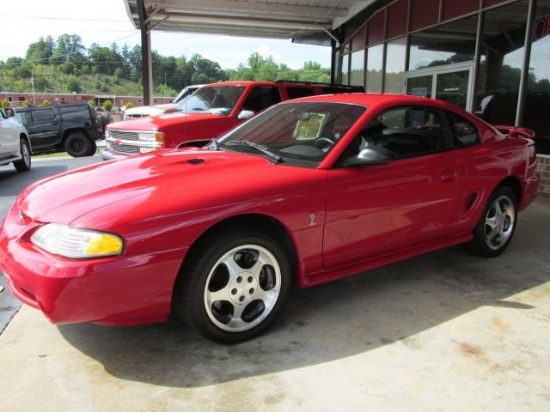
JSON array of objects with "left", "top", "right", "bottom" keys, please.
[{"left": 0, "top": 0, "right": 332, "bottom": 70}]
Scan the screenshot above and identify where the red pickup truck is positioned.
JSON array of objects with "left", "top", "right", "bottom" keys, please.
[{"left": 101, "top": 80, "right": 363, "bottom": 160}]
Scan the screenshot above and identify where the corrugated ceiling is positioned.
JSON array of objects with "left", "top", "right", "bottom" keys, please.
[{"left": 124, "top": 0, "right": 374, "bottom": 46}]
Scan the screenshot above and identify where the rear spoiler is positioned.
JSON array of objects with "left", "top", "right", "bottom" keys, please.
[{"left": 493, "top": 125, "right": 535, "bottom": 139}]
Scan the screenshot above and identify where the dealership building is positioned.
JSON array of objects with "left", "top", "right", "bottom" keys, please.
[
  {"left": 334, "top": 0, "right": 550, "bottom": 157},
  {"left": 125, "top": 0, "right": 550, "bottom": 200}
]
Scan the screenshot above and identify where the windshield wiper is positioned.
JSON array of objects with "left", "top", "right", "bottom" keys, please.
[{"left": 223, "top": 141, "right": 283, "bottom": 164}]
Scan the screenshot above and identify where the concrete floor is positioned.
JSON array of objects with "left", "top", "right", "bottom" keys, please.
[{"left": 1, "top": 202, "right": 549, "bottom": 411}]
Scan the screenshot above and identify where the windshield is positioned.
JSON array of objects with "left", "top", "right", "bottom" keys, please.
[
  {"left": 173, "top": 85, "right": 200, "bottom": 103},
  {"left": 176, "top": 85, "right": 245, "bottom": 115},
  {"left": 216, "top": 101, "right": 366, "bottom": 163}
]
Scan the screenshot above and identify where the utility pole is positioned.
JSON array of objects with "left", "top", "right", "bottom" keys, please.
[{"left": 31, "top": 71, "right": 36, "bottom": 106}]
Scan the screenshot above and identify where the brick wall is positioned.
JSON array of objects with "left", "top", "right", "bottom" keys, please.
[{"left": 536, "top": 155, "right": 550, "bottom": 204}]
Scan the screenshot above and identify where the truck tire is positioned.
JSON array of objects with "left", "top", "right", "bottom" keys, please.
[{"left": 65, "top": 132, "right": 92, "bottom": 157}]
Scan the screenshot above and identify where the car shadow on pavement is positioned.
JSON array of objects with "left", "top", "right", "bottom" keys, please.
[{"left": 57, "top": 203, "right": 550, "bottom": 388}]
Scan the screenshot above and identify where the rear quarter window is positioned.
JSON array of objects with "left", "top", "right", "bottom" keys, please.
[
  {"left": 58, "top": 105, "right": 92, "bottom": 121},
  {"left": 31, "top": 108, "right": 56, "bottom": 123},
  {"left": 447, "top": 111, "right": 480, "bottom": 147}
]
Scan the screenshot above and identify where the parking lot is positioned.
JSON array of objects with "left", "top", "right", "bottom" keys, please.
[{"left": 0, "top": 156, "right": 549, "bottom": 411}]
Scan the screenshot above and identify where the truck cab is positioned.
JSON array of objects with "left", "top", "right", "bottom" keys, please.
[{"left": 101, "top": 80, "right": 363, "bottom": 160}]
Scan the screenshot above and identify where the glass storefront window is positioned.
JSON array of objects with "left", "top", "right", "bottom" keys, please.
[
  {"left": 528, "top": 2, "right": 550, "bottom": 154},
  {"left": 341, "top": 54, "right": 350, "bottom": 85},
  {"left": 476, "top": 1, "right": 529, "bottom": 125},
  {"left": 350, "top": 50, "right": 365, "bottom": 87},
  {"left": 409, "top": 15, "right": 477, "bottom": 71},
  {"left": 384, "top": 37, "right": 407, "bottom": 93},
  {"left": 529, "top": 5, "right": 550, "bottom": 94},
  {"left": 366, "top": 44, "right": 384, "bottom": 93}
]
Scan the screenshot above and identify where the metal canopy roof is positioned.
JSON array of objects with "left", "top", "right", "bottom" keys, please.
[{"left": 124, "top": 0, "right": 374, "bottom": 46}]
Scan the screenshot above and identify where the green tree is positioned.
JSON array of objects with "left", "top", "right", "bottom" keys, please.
[
  {"left": 88, "top": 43, "right": 123, "bottom": 75},
  {"left": 50, "top": 34, "right": 86, "bottom": 67},
  {"left": 26, "top": 36, "right": 55, "bottom": 64},
  {"left": 189, "top": 54, "right": 227, "bottom": 83}
]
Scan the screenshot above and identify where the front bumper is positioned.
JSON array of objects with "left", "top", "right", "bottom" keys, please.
[
  {"left": 0, "top": 204, "right": 188, "bottom": 326},
  {"left": 100, "top": 148, "right": 131, "bottom": 161}
]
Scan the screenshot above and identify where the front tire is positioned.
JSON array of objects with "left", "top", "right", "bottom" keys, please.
[
  {"left": 13, "top": 139, "right": 31, "bottom": 172},
  {"left": 465, "top": 186, "right": 517, "bottom": 257},
  {"left": 65, "top": 132, "right": 92, "bottom": 157},
  {"left": 177, "top": 228, "right": 291, "bottom": 343}
]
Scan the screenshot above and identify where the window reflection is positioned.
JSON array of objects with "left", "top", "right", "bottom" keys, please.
[
  {"left": 366, "top": 44, "right": 384, "bottom": 92},
  {"left": 341, "top": 54, "right": 350, "bottom": 85},
  {"left": 409, "top": 16, "right": 477, "bottom": 71},
  {"left": 350, "top": 50, "right": 365, "bottom": 87},
  {"left": 385, "top": 37, "right": 407, "bottom": 93}
]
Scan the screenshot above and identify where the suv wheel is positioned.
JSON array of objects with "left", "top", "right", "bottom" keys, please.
[
  {"left": 65, "top": 132, "right": 92, "bottom": 157},
  {"left": 13, "top": 139, "right": 31, "bottom": 172}
]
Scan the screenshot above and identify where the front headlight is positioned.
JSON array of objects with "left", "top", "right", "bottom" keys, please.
[
  {"left": 31, "top": 223, "right": 124, "bottom": 259},
  {"left": 138, "top": 132, "right": 165, "bottom": 144}
]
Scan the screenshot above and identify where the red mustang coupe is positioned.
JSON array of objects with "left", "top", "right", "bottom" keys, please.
[{"left": 0, "top": 94, "right": 540, "bottom": 343}]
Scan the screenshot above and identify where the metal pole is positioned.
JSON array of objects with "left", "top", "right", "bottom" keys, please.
[
  {"left": 516, "top": 0, "right": 537, "bottom": 126},
  {"left": 137, "top": 0, "right": 153, "bottom": 105}
]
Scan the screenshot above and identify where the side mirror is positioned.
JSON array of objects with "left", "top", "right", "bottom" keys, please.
[
  {"left": 237, "top": 110, "right": 255, "bottom": 120},
  {"left": 339, "top": 147, "right": 392, "bottom": 167}
]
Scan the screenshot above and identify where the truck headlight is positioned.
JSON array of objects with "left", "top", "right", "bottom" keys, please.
[
  {"left": 138, "top": 132, "right": 165, "bottom": 144},
  {"left": 31, "top": 223, "right": 124, "bottom": 259}
]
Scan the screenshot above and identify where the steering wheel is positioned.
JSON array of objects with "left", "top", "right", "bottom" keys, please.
[{"left": 313, "top": 137, "right": 336, "bottom": 150}]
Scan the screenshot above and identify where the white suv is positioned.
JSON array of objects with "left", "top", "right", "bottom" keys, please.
[{"left": 0, "top": 108, "right": 32, "bottom": 172}]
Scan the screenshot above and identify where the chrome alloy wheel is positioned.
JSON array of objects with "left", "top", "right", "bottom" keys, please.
[
  {"left": 483, "top": 194, "right": 516, "bottom": 251},
  {"left": 203, "top": 244, "right": 282, "bottom": 332}
]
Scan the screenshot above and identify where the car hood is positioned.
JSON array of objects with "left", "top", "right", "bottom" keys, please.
[
  {"left": 18, "top": 149, "right": 320, "bottom": 228},
  {"left": 124, "top": 103, "right": 179, "bottom": 117},
  {"left": 109, "top": 111, "right": 229, "bottom": 131}
]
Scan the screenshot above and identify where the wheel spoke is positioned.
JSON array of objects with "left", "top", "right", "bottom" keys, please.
[
  {"left": 224, "top": 256, "right": 244, "bottom": 277},
  {"left": 227, "top": 304, "right": 246, "bottom": 327},
  {"left": 207, "top": 287, "right": 232, "bottom": 303}
]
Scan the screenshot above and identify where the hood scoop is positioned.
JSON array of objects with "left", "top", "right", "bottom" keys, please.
[{"left": 186, "top": 158, "right": 205, "bottom": 165}]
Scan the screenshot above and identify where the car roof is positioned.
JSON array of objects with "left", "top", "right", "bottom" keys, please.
[
  {"left": 285, "top": 93, "right": 468, "bottom": 112},
  {"left": 200, "top": 80, "right": 361, "bottom": 89}
]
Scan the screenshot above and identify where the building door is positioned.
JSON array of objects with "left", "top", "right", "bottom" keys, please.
[{"left": 404, "top": 62, "right": 474, "bottom": 112}]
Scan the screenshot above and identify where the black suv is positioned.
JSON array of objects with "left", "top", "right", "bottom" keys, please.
[{"left": 12, "top": 103, "right": 102, "bottom": 157}]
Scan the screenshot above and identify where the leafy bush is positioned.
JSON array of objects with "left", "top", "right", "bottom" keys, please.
[{"left": 103, "top": 100, "right": 113, "bottom": 111}]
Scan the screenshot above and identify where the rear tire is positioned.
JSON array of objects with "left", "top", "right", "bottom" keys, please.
[
  {"left": 13, "top": 139, "right": 31, "bottom": 172},
  {"left": 177, "top": 228, "right": 291, "bottom": 343},
  {"left": 464, "top": 186, "right": 517, "bottom": 257},
  {"left": 65, "top": 132, "right": 92, "bottom": 157}
]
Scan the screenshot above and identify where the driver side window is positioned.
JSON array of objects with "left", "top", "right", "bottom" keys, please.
[{"left": 356, "top": 106, "right": 446, "bottom": 159}]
